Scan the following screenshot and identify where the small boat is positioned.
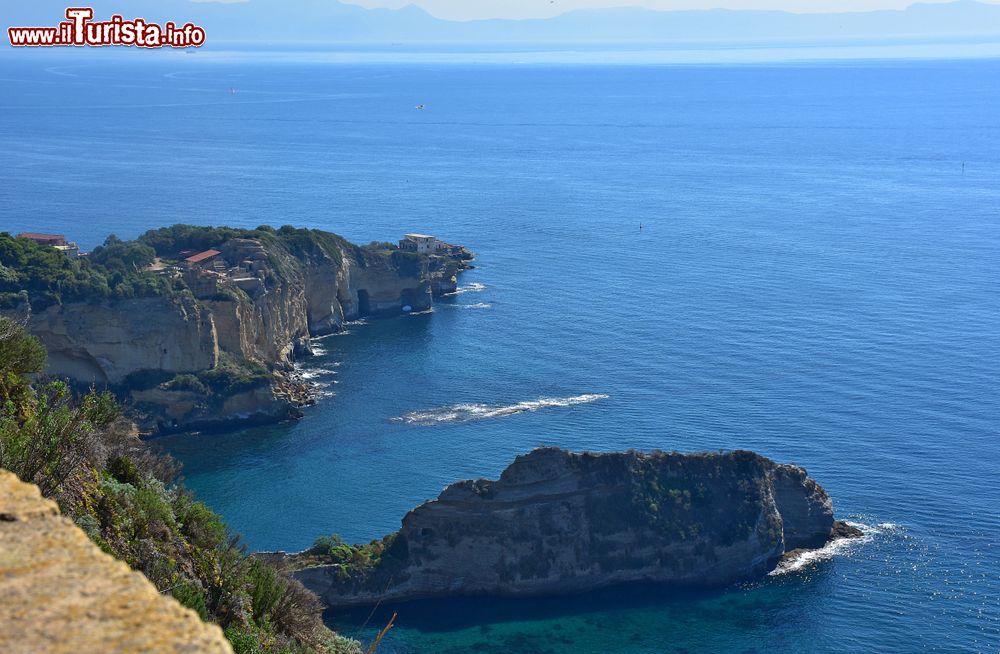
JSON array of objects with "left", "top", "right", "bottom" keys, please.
[{"left": 415, "top": 104, "right": 425, "bottom": 110}]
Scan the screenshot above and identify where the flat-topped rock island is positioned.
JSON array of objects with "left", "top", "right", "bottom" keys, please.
[{"left": 283, "top": 448, "right": 861, "bottom": 608}]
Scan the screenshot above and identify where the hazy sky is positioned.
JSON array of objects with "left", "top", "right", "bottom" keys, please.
[{"left": 342, "top": 0, "right": 997, "bottom": 21}]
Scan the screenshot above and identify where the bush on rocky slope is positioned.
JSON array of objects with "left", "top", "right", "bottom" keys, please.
[{"left": 0, "top": 316, "right": 363, "bottom": 654}]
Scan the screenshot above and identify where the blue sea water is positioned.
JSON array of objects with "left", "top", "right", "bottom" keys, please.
[{"left": 1, "top": 54, "right": 998, "bottom": 652}]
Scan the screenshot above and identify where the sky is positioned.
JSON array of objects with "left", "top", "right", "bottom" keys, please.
[{"left": 341, "top": 0, "right": 999, "bottom": 21}]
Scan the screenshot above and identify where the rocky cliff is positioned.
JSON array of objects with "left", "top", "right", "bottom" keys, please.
[
  {"left": 17, "top": 295, "right": 219, "bottom": 386},
  {"left": 294, "top": 448, "right": 859, "bottom": 607},
  {"left": 0, "top": 469, "right": 233, "bottom": 654},
  {"left": 3, "top": 226, "right": 472, "bottom": 433}
]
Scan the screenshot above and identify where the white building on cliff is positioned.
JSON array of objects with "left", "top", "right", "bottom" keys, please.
[{"left": 399, "top": 233, "right": 439, "bottom": 254}]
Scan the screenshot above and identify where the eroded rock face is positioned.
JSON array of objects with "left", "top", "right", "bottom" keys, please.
[
  {"left": 21, "top": 296, "right": 218, "bottom": 385},
  {"left": 770, "top": 463, "right": 835, "bottom": 550},
  {"left": 341, "top": 257, "right": 431, "bottom": 317},
  {"left": 129, "top": 379, "right": 301, "bottom": 432},
  {"left": 0, "top": 470, "right": 232, "bottom": 654},
  {"left": 298, "top": 448, "right": 845, "bottom": 608},
  {"left": 6, "top": 233, "right": 472, "bottom": 432}
]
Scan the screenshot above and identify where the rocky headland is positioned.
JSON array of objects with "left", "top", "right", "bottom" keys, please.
[
  {"left": 287, "top": 448, "right": 861, "bottom": 608},
  {"left": 0, "top": 226, "right": 472, "bottom": 433}
]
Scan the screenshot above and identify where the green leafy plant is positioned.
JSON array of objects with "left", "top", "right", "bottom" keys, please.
[{"left": 0, "top": 317, "right": 369, "bottom": 654}]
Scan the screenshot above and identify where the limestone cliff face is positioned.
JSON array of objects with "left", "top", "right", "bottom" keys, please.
[
  {"left": 16, "top": 296, "right": 218, "bottom": 385},
  {"left": 770, "top": 463, "right": 835, "bottom": 550},
  {"left": 297, "top": 448, "right": 845, "bottom": 607},
  {"left": 339, "top": 254, "right": 431, "bottom": 319},
  {"left": 212, "top": 241, "right": 433, "bottom": 367},
  {"left": 0, "top": 470, "right": 232, "bottom": 654},
  {"left": 6, "top": 229, "right": 472, "bottom": 432},
  {"left": 303, "top": 256, "right": 345, "bottom": 335}
]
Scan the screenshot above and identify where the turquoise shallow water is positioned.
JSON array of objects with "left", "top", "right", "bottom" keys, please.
[{"left": 1, "top": 55, "right": 998, "bottom": 652}]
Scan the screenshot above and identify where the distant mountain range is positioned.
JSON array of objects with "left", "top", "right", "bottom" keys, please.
[{"left": 6, "top": 0, "right": 1000, "bottom": 44}]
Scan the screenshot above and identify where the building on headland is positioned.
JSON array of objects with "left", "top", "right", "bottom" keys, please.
[
  {"left": 183, "top": 249, "right": 222, "bottom": 270},
  {"left": 399, "top": 233, "right": 439, "bottom": 254},
  {"left": 399, "top": 233, "right": 466, "bottom": 256},
  {"left": 176, "top": 242, "right": 271, "bottom": 299},
  {"left": 17, "top": 232, "right": 81, "bottom": 257},
  {"left": 17, "top": 233, "right": 66, "bottom": 247},
  {"left": 182, "top": 269, "right": 223, "bottom": 298}
]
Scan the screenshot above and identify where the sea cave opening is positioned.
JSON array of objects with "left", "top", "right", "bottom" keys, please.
[{"left": 357, "top": 289, "right": 371, "bottom": 316}]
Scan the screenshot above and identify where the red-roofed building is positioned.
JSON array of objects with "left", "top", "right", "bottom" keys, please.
[
  {"left": 17, "top": 232, "right": 80, "bottom": 257},
  {"left": 18, "top": 232, "right": 67, "bottom": 247},
  {"left": 183, "top": 249, "right": 222, "bottom": 269}
]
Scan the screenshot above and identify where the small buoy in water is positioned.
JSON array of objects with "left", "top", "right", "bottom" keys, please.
[{"left": 402, "top": 305, "right": 412, "bottom": 313}]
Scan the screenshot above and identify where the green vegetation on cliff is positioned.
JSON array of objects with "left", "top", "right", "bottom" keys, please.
[
  {"left": 0, "top": 224, "right": 423, "bottom": 313},
  {"left": 124, "top": 352, "right": 271, "bottom": 396},
  {"left": 0, "top": 233, "right": 173, "bottom": 311},
  {"left": 295, "top": 532, "right": 409, "bottom": 575},
  {"left": 138, "top": 224, "right": 361, "bottom": 270},
  {"left": 0, "top": 317, "right": 364, "bottom": 654}
]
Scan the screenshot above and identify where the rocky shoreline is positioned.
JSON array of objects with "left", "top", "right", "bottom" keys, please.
[{"left": 3, "top": 226, "right": 473, "bottom": 435}]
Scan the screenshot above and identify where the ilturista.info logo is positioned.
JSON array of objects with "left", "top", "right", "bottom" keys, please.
[{"left": 8, "top": 7, "right": 206, "bottom": 48}]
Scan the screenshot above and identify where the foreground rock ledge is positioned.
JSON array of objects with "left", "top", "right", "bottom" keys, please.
[
  {"left": 295, "top": 448, "right": 861, "bottom": 608},
  {"left": 0, "top": 470, "right": 232, "bottom": 654}
]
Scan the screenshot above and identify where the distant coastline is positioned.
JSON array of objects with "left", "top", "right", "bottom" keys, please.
[{"left": 6, "top": 0, "right": 1000, "bottom": 64}]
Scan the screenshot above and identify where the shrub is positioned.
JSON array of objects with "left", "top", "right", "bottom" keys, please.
[
  {"left": 269, "top": 577, "right": 326, "bottom": 646},
  {"left": 247, "top": 559, "right": 284, "bottom": 623},
  {"left": 0, "top": 316, "right": 47, "bottom": 394},
  {"left": 0, "top": 377, "right": 119, "bottom": 496},
  {"left": 108, "top": 456, "right": 142, "bottom": 486},
  {"left": 133, "top": 481, "right": 177, "bottom": 538},
  {"left": 163, "top": 374, "right": 208, "bottom": 394},
  {"left": 225, "top": 627, "right": 266, "bottom": 654},
  {"left": 173, "top": 580, "right": 209, "bottom": 620},
  {"left": 325, "top": 635, "right": 364, "bottom": 654},
  {"left": 177, "top": 495, "right": 227, "bottom": 550},
  {"left": 309, "top": 534, "right": 347, "bottom": 557},
  {"left": 198, "top": 353, "right": 271, "bottom": 394},
  {"left": 90, "top": 237, "right": 157, "bottom": 270}
]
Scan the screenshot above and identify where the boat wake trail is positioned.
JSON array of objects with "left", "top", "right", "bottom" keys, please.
[
  {"left": 769, "top": 522, "right": 902, "bottom": 575},
  {"left": 393, "top": 393, "right": 609, "bottom": 426}
]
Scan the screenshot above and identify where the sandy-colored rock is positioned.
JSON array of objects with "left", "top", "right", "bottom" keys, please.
[
  {"left": 0, "top": 470, "right": 233, "bottom": 654},
  {"left": 20, "top": 296, "right": 218, "bottom": 385}
]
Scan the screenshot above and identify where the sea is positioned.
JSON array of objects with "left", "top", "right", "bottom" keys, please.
[{"left": 1, "top": 48, "right": 998, "bottom": 653}]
